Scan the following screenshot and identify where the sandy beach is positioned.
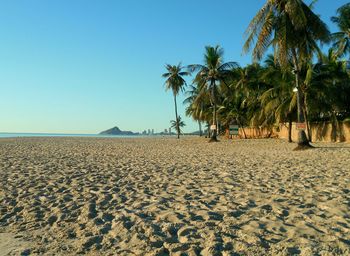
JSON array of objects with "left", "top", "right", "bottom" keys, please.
[{"left": 0, "top": 137, "right": 349, "bottom": 255}]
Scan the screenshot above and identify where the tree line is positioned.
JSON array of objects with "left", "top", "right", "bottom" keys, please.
[{"left": 163, "top": 1, "right": 350, "bottom": 148}]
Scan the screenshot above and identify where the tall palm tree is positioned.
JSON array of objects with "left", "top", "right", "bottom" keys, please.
[
  {"left": 331, "top": 3, "right": 350, "bottom": 59},
  {"left": 162, "top": 63, "right": 190, "bottom": 139},
  {"left": 244, "top": 0, "right": 330, "bottom": 149},
  {"left": 188, "top": 45, "right": 238, "bottom": 142},
  {"left": 170, "top": 116, "right": 186, "bottom": 135}
]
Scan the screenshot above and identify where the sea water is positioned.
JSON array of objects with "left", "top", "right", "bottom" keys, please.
[{"left": 0, "top": 133, "right": 145, "bottom": 138}]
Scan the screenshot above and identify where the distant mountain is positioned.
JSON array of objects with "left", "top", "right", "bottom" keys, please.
[
  {"left": 99, "top": 126, "right": 138, "bottom": 135},
  {"left": 187, "top": 130, "right": 202, "bottom": 135}
]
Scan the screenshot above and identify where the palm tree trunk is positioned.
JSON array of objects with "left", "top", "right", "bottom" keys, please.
[
  {"left": 292, "top": 51, "right": 311, "bottom": 149},
  {"left": 209, "top": 81, "right": 218, "bottom": 142},
  {"left": 174, "top": 94, "right": 180, "bottom": 139},
  {"left": 295, "top": 79, "right": 309, "bottom": 146},
  {"left": 331, "top": 112, "right": 337, "bottom": 142},
  {"left": 217, "top": 120, "right": 219, "bottom": 135},
  {"left": 303, "top": 108, "right": 312, "bottom": 142},
  {"left": 209, "top": 103, "right": 218, "bottom": 142},
  {"left": 288, "top": 115, "right": 293, "bottom": 143},
  {"left": 303, "top": 92, "right": 312, "bottom": 142},
  {"left": 198, "top": 121, "right": 202, "bottom": 136}
]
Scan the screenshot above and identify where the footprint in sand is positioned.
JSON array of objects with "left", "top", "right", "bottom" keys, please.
[{"left": 177, "top": 226, "right": 200, "bottom": 243}]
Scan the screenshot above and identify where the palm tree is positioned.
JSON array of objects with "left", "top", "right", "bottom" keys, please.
[
  {"left": 219, "top": 87, "right": 249, "bottom": 139},
  {"left": 307, "top": 49, "right": 350, "bottom": 141},
  {"left": 170, "top": 116, "right": 186, "bottom": 135},
  {"left": 188, "top": 45, "right": 238, "bottom": 142},
  {"left": 244, "top": 0, "right": 330, "bottom": 149},
  {"left": 162, "top": 63, "right": 190, "bottom": 139},
  {"left": 331, "top": 3, "right": 350, "bottom": 59},
  {"left": 183, "top": 84, "right": 209, "bottom": 136},
  {"left": 235, "top": 63, "right": 271, "bottom": 128},
  {"left": 260, "top": 55, "right": 297, "bottom": 142}
]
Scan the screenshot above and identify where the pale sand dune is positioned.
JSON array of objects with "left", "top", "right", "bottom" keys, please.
[{"left": 0, "top": 137, "right": 349, "bottom": 255}]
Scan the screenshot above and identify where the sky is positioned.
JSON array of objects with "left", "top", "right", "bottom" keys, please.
[{"left": 0, "top": 0, "right": 348, "bottom": 134}]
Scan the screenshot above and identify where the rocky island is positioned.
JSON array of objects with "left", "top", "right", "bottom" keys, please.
[{"left": 99, "top": 126, "right": 138, "bottom": 136}]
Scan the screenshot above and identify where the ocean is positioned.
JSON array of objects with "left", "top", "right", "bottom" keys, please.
[{"left": 0, "top": 133, "right": 144, "bottom": 138}]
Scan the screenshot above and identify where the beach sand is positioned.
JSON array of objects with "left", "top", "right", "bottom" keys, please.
[{"left": 0, "top": 137, "right": 349, "bottom": 255}]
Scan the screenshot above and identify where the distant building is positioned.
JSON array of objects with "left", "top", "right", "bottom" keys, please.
[
  {"left": 148, "top": 129, "right": 151, "bottom": 135},
  {"left": 151, "top": 129, "right": 154, "bottom": 135},
  {"left": 142, "top": 130, "right": 147, "bottom": 135},
  {"left": 164, "top": 129, "right": 168, "bottom": 134},
  {"left": 169, "top": 127, "right": 171, "bottom": 135}
]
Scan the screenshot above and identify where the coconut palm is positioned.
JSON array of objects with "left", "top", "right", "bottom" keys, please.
[
  {"left": 183, "top": 84, "right": 211, "bottom": 136},
  {"left": 188, "top": 45, "right": 238, "bottom": 142},
  {"left": 307, "top": 49, "right": 350, "bottom": 141},
  {"left": 162, "top": 63, "right": 190, "bottom": 139},
  {"left": 170, "top": 116, "right": 186, "bottom": 135},
  {"left": 331, "top": 3, "right": 350, "bottom": 59},
  {"left": 235, "top": 63, "right": 271, "bottom": 128},
  {"left": 218, "top": 87, "right": 249, "bottom": 139},
  {"left": 243, "top": 0, "right": 330, "bottom": 149},
  {"left": 260, "top": 55, "right": 297, "bottom": 142}
]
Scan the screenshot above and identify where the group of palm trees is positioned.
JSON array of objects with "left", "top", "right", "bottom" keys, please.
[{"left": 163, "top": 1, "right": 350, "bottom": 148}]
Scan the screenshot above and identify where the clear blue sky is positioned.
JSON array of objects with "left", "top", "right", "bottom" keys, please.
[{"left": 0, "top": 0, "right": 347, "bottom": 134}]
